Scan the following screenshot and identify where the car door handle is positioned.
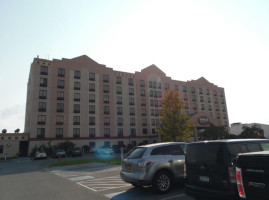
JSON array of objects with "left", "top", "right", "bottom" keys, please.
[{"left": 168, "top": 159, "right": 173, "bottom": 162}]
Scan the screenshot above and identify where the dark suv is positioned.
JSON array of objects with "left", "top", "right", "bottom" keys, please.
[
  {"left": 236, "top": 150, "right": 269, "bottom": 200},
  {"left": 184, "top": 139, "right": 269, "bottom": 200}
]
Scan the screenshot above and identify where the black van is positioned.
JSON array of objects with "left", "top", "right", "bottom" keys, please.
[
  {"left": 184, "top": 139, "right": 269, "bottom": 200},
  {"left": 236, "top": 151, "right": 269, "bottom": 200}
]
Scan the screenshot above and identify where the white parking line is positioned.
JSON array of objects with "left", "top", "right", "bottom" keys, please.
[{"left": 68, "top": 175, "right": 94, "bottom": 181}]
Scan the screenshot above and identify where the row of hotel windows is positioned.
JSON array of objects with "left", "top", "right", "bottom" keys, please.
[
  {"left": 36, "top": 127, "right": 157, "bottom": 138},
  {"left": 38, "top": 115, "right": 161, "bottom": 126},
  {"left": 40, "top": 66, "right": 224, "bottom": 97}
]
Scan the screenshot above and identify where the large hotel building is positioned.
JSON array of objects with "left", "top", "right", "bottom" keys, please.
[{"left": 24, "top": 55, "right": 229, "bottom": 152}]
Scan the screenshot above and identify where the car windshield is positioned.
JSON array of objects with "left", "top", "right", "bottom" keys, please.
[
  {"left": 180, "top": 143, "right": 187, "bottom": 154},
  {"left": 126, "top": 147, "right": 146, "bottom": 159}
]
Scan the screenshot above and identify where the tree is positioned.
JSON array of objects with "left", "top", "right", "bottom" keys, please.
[
  {"left": 200, "top": 124, "right": 229, "bottom": 140},
  {"left": 158, "top": 89, "right": 195, "bottom": 142},
  {"left": 239, "top": 124, "right": 265, "bottom": 139}
]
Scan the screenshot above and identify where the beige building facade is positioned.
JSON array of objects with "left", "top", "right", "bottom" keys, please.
[{"left": 24, "top": 55, "right": 229, "bottom": 154}]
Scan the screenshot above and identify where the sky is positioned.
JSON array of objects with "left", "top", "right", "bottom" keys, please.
[{"left": 0, "top": 0, "right": 269, "bottom": 133}]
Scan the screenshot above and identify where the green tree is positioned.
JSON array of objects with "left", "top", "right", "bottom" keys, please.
[
  {"left": 239, "top": 124, "right": 265, "bottom": 139},
  {"left": 158, "top": 90, "right": 195, "bottom": 142},
  {"left": 200, "top": 124, "right": 229, "bottom": 140}
]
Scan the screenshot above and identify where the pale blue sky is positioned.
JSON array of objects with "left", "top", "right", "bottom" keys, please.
[{"left": 0, "top": 0, "right": 269, "bottom": 132}]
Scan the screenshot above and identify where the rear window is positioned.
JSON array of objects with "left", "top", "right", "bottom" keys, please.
[
  {"left": 261, "top": 142, "right": 269, "bottom": 151},
  {"left": 126, "top": 147, "right": 146, "bottom": 159},
  {"left": 187, "top": 144, "right": 225, "bottom": 165}
]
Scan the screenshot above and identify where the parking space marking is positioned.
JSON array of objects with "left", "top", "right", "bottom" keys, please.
[
  {"left": 68, "top": 175, "right": 94, "bottom": 181},
  {"left": 77, "top": 176, "right": 131, "bottom": 192}
]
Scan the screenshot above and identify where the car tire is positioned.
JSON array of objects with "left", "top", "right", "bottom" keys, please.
[{"left": 153, "top": 171, "right": 172, "bottom": 194}]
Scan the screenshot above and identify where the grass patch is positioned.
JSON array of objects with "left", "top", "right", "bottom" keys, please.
[{"left": 48, "top": 158, "right": 121, "bottom": 167}]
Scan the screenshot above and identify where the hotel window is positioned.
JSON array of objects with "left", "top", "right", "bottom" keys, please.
[
  {"left": 89, "top": 117, "right": 95, "bottom": 125},
  {"left": 140, "top": 89, "right": 145, "bottom": 96},
  {"left": 222, "top": 106, "right": 226, "bottom": 112},
  {"left": 213, "top": 90, "right": 217, "bottom": 96},
  {"left": 38, "top": 115, "right": 46, "bottom": 125},
  {"left": 151, "top": 109, "right": 154, "bottom": 116},
  {"left": 56, "top": 128, "right": 63, "bottom": 138},
  {"left": 58, "top": 68, "right": 65, "bottom": 77},
  {"left": 130, "top": 108, "right": 135, "bottom": 115},
  {"left": 192, "top": 95, "right": 196, "bottom": 101},
  {"left": 57, "top": 91, "right": 64, "bottom": 100},
  {"left": 118, "top": 128, "right": 123, "bottom": 137},
  {"left": 74, "top": 93, "right": 80, "bottom": 101},
  {"left": 193, "top": 103, "right": 197, "bottom": 110},
  {"left": 89, "top": 83, "right": 95, "bottom": 91},
  {"left": 116, "top": 86, "right": 122, "bottom": 94},
  {"left": 37, "top": 128, "right": 45, "bottom": 138},
  {"left": 129, "top": 88, "right": 134, "bottom": 95},
  {"left": 104, "top": 95, "right": 109, "bottom": 104},
  {"left": 143, "top": 128, "right": 147, "bottom": 134},
  {"left": 150, "top": 99, "right": 154, "bottom": 107},
  {"left": 216, "top": 105, "right": 219, "bottom": 111},
  {"left": 217, "top": 113, "right": 220, "bottom": 119},
  {"left": 158, "top": 91, "right": 162, "bottom": 98},
  {"left": 184, "top": 94, "right": 188, "bottom": 101},
  {"left": 209, "top": 112, "right": 213, "bottom": 117},
  {"left": 165, "top": 83, "right": 169, "bottom": 90},
  {"left": 200, "top": 96, "right": 204, "bottom": 102},
  {"left": 153, "top": 81, "right": 157, "bottom": 88},
  {"left": 130, "top": 128, "right": 136, "bottom": 136},
  {"left": 104, "top": 117, "right": 110, "bottom": 126},
  {"left": 191, "top": 87, "right": 195, "bottom": 94},
  {"left": 129, "top": 98, "right": 134, "bottom": 105},
  {"left": 220, "top": 90, "right": 224, "bottom": 97},
  {"left": 103, "top": 75, "right": 109, "bottom": 82},
  {"left": 149, "top": 81, "right": 153, "bottom": 88},
  {"left": 117, "top": 117, "right": 123, "bottom": 126},
  {"left": 215, "top": 98, "right": 218, "bottom": 104},
  {"left": 74, "top": 81, "right": 80, "bottom": 90},
  {"left": 89, "top": 94, "right": 95, "bottom": 102},
  {"left": 156, "top": 119, "right": 160, "bottom": 126},
  {"left": 142, "top": 118, "right": 147, "bottom": 126},
  {"left": 40, "top": 78, "right": 47, "bottom": 87},
  {"left": 150, "top": 90, "right": 153, "bottom": 97},
  {"left": 201, "top": 104, "right": 205, "bottom": 110},
  {"left": 57, "top": 103, "right": 64, "bottom": 112},
  {"left": 74, "top": 71, "right": 80, "bottom": 79},
  {"left": 223, "top": 113, "right": 227, "bottom": 119},
  {"left": 151, "top": 119, "right": 156, "bottom": 126},
  {"left": 89, "top": 72, "right": 95, "bottom": 81},
  {"left": 155, "top": 109, "right": 159, "bottom": 116},
  {"left": 40, "top": 66, "right": 48, "bottom": 75},
  {"left": 73, "top": 104, "right": 80, "bottom": 113},
  {"left": 56, "top": 115, "right": 64, "bottom": 125},
  {"left": 103, "top": 85, "right": 109, "bottom": 93},
  {"left": 206, "top": 89, "right": 210, "bottom": 95},
  {"left": 130, "top": 118, "right": 135, "bottom": 126},
  {"left": 128, "top": 78, "right": 133, "bottom": 86},
  {"left": 209, "top": 105, "right": 212, "bottom": 111},
  {"left": 116, "top": 76, "right": 121, "bottom": 84},
  {"left": 117, "top": 96, "right": 122, "bottom": 104},
  {"left": 158, "top": 82, "right": 161, "bottom": 89},
  {"left": 104, "top": 128, "right": 110, "bottom": 137},
  {"left": 73, "top": 116, "right": 80, "bottom": 125},
  {"left": 57, "top": 80, "right": 65, "bottom": 88},
  {"left": 117, "top": 107, "right": 123, "bottom": 115},
  {"left": 39, "top": 90, "right": 47, "bottom": 99},
  {"left": 141, "top": 98, "right": 146, "bottom": 106},
  {"left": 89, "top": 128, "right": 95, "bottom": 138},
  {"left": 208, "top": 97, "right": 211, "bottom": 103},
  {"left": 140, "top": 80, "right": 145, "bottom": 87},
  {"left": 89, "top": 105, "right": 95, "bottom": 114},
  {"left": 221, "top": 98, "right": 225, "bottom": 104},
  {"left": 154, "top": 91, "right": 158, "bottom": 98},
  {"left": 183, "top": 86, "right": 187, "bottom": 92},
  {"left": 141, "top": 108, "right": 146, "bottom": 116},
  {"left": 73, "top": 128, "right": 80, "bottom": 138},
  {"left": 38, "top": 102, "right": 46, "bottom": 112},
  {"left": 155, "top": 100, "right": 158, "bottom": 107},
  {"left": 104, "top": 106, "right": 110, "bottom": 114},
  {"left": 199, "top": 88, "right": 203, "bottom": 94}
]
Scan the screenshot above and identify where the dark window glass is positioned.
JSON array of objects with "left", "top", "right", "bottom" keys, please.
[
  {"left": 126, "top": 147, "right": 146, "bottom": 159},
  {"left": 58, "top": 68, "right": 65, "bottom": 77},
  {"left": 39, "top": 90, "right": 47, "bottom": 99},
  {"left": 40, "top": 78, "right": 47, "bottom": 87},
  {"left": 56, "top": 128, "right": 63, "bottom": 138},
  {"left": 73, "top": 128, "right": 80, "bottom": 138},
  {"left": 37, "top": 128, "right": 45, "bottom": 138},
  {"left": 74, "top": 82, "right": 80, "bottom": 90},
  {"left": 74, "top": 71, "right": 81, "bottom": 79},
  {"left": 38, "top": 102, "right": 46, "bottom": 112},
  {"left": 57, "top": 103, "right": 64, "bottom": 112},
  {"left": 57, "top": 91, "right": 64, "bottom": 100},
  {"left": 40, "top": 66, "right": 48, "bottom": 75},
  {"left": 89, "top": 73, "right": 95, "bottom": 81}
]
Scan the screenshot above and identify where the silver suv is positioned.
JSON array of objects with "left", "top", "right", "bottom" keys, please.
[{"left": 120, "top": 142, "right": 187, "bottom": 193}]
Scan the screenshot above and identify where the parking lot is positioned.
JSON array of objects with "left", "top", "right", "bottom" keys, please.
[{"left": 46, "top": 161, "right": 194, "bottom": 200}]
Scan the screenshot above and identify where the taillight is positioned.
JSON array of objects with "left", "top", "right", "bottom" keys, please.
[
  {"left": 228, "top": 166, "right": 236, "bottom": 183},
  {"left": 236, "top": 167, "right": 246, "bottom": 198}
]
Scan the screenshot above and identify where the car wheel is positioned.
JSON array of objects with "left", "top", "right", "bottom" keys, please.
[{"left": 153, "top": 171, "right": 172, "bottom": 194}]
